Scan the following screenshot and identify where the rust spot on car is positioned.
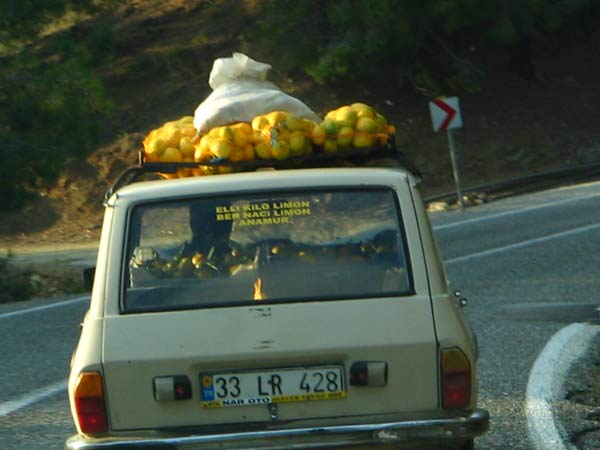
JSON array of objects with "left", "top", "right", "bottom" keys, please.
[
  {"left": 249, "top": 306, "right": 272, "bottom": 317},
  {"left": 253, "top": 339, "right": 274, "bottom": 350}
]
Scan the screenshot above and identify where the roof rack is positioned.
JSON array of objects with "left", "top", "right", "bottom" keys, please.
[{"left": 104, "top": 137, "right": 420, "bottom": 203}]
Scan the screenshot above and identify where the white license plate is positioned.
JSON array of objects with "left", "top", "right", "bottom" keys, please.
[{"left": 200, "top": 365, "right": 346, "bottom": 408}]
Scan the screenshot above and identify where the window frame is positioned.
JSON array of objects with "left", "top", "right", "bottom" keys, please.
[{"left": 119, "top": 186, "right": 415, "bottom": 314}]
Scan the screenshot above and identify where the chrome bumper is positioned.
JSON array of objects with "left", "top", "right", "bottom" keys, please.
[{"left": 65, "top": 408, "right": 489, "bottom": 450}]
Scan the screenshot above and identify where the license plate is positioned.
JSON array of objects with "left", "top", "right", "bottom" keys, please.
[{"left": 200, "top": 365, "right": 346, "bottom": 408}]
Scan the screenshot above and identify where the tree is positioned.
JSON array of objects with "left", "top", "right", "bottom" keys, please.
[
  {"left": 253, "top": 0, "right": 594, "bottom": 89},
  {"left": 0, "top": 1, "right": 115, "bottom": 210}
]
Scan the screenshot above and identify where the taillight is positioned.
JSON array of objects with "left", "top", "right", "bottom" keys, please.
[
  {"left": 74, "top": 371, "right": 108, "bottom": 434},
  {"left": 441, "top": 347, "right": 471, "bottom": 409}
]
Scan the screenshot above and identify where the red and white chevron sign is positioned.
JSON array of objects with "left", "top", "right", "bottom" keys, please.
[{"left": 429, "top": 97, "right": 463, "bottom": 132}]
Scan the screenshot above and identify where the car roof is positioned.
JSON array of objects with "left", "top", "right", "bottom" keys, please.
[{"left": 108, "top": 167, "right": 415, "bottom": 206}]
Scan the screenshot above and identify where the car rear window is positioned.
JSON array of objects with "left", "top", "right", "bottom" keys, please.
[{"left": 122, "top": 188, "right": 413, "bottom": 313}]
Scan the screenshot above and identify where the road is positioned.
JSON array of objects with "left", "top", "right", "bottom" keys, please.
[{"left": 1, "top": 180, "right": 599, "bottom": 449}]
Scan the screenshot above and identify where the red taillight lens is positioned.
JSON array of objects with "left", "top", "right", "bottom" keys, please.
[
  {"left": 74, "top": 371, "right": 108, "bottom": 434},
  {"left": 441, "top": 348, "right": 472, "bottom": 409}
]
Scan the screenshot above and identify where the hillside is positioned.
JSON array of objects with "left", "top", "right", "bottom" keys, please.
[{"left": 1, "top": 0, "right": 600, "bottom": 249}]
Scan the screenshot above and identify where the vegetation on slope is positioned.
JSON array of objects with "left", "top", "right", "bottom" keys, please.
[{"left": 0, "top": 1, "right": 599, "bottom": 269}]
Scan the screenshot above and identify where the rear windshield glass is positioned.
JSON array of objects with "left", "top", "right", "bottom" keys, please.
[{"left": 122, "top": 189, "right": 412, "bottom": 313}]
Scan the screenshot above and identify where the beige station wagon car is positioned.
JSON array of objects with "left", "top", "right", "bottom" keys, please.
[{"left": 65, "top": 156, "right": 489, "bottom": 450}]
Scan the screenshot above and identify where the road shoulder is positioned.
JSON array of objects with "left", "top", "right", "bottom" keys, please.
[{"left": 557, "top": 331, "right": 600, "bottom": 449}]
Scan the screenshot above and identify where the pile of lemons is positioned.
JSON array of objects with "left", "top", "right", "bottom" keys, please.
[
  {"left": 142, "top": 103, "right": 395, "bottom": 178},
  {"left": 195, "top": 111, "right": 316, "bottom": 164},
  {"left": 316, "top": 103, "right": 394, "bottom": 153},
  {"left": 143, "top": 116, "right": 196, "bottom": 164}
]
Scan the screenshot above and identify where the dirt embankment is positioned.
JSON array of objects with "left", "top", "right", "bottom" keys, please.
[{"left": 1, "top": 0, "right": 600, "bottom": 251}]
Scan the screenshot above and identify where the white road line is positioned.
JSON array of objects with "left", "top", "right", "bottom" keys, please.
[
  {"left": 433, "top": 191, "right": 600, "bottom": 231},
  {"left": 0, "top": 380, "right": 67, "bottom": 418},
  {"left": 445, "top": 222, "right": 600, "bottom": 265},
  {"left": 0, "top": 296, "right": 88, "bottom": 320},
  {"left": 526, "top": 323, "right": 599, "bottom": 450}
]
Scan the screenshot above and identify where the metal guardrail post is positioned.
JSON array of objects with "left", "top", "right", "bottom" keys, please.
[{"left": 447, "top": 129, "right": 465, "bottom": 210}]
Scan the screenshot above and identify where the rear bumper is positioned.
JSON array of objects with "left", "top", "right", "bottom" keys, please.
[{"left": 65, "top": 408, "right": 489, "bottom": 449}]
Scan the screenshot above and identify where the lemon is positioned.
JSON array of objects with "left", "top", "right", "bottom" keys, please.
[
  {"left": 208, "top": 127, "right": 221, "bottom": 138},
  {"left": 353, "top": 132, "right": 376, "bottom": 148},
  {"left": 322, "top": 118, "right": 339, "bottom": 136},
  {"left": 252, "top": 115, "right": 270, "bottom": 131},
  {"left": 325, "top": 108, "right": 339, "bottom": 120},
  {"left": 272, "top": 141, "right": 291, "bottom": 160},
  {"left": 255, "top": 142, "right": 273, "bottom": 159},
  {"left": 232, "top": 122, "right": 252, "bottom": 135},
  {"left": 165, "top": 127, "right": 183, "bottom": 148},
  {"left": 228, "top": 147, "right": 245, "bottom": 162},
  {"left": 277, "top": 128, "right": 291, "bottom": 142},
  {"left": 145, "top": 138, "right": 167, "bottom": 162},
  {"left": 304, "top": 141, "right": 314, "bottom": 155},
  {"left": 198, "top": 134, "right": 211, "bottom": 152},
  {"left": 178, "top": 116, "right": 194, "bottom": 125},
  {"left": 210, "top": 138, "right": 232, "bottom": 158},
  {"left": 250, "top": 129, "right": 266, "bottom": 144},
  {"left": 311, "top": 125, "right": 326, "bottom": 145},
  {"left": 155, "top": 138, "right": 168, "bottom": 152},
  {"left": 232, "top": 128, "right": 249, "bottom": 147},
  {"left": 375, "top": 113, "right": 388, "bottom": 131},
  {"left": 284, "top": 115, "right": 304, "bottom": 131},
  {"left": 179, "top": 137, "right": 195, "bottom": 158},
  {"left": 289, "top": 131, "right": 306, "bottom": 155},
  {"left": 180, "top": 125, "right": 197, "bottom": 138},
  {"left": 194, "top": 146, "right": 208, "bottom": 162},
  {"left": 191, "top": 253, "right": 204, "bottom": 266},
  {"left": 216, "top": 126, "right": 234, "bottom": 140},
  {"left": 163, "top": 120, "right": 178, "bottom": 129},
  {"left": 160, "top": 147, "right": 183, "bottom": 162},
  {"left": 337, "top": 126, "right": 354, "bottom": 148},
  {"left": 336, "top": 107, "right": 358, "bottom": 128},
  {"left": 350, "top": 102, "right": 370, "bottom": 111},
  {"left": 196, "top": 146, "right": 214, "bottom": 162},
  {"left": 357, "top": 107, "right": 376, "bottom": 119},
  {"left": 300, "top": 119, "right": 317, "bottom": 132},
  {"left": 323, "top": 138, "right": 338, "bottom": 153},
  {"left": 266, "top": 111, "right": 288, "bottom": 126},
  {"left": 356, "top": 117, "right": 378, "bottom": 133},
  {"left": 243, "top": 144, "right": 256, "bottom": 161}
]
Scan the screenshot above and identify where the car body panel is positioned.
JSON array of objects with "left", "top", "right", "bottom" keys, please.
[
  {"left": 103, "top": 295, "right": 438, "bottom": 430},
  {"left": 66, "top": 166, "right": 488, "bottom": 447}
]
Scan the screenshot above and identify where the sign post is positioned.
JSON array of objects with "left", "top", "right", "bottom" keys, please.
[{"left": 429, "top": 97, "right": 465, "bottom": 210}]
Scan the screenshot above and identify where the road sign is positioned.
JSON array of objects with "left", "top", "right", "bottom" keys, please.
[
  {"left": 429, "top": 96, "right": 465, "bottom": 209},
  {"left": 429, "top": 97, "right": 463, "bottom": 132}
]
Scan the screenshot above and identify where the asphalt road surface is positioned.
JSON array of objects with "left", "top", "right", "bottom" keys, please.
[{"left": 1, "top": 180, "right": 599, "bottom": 449}]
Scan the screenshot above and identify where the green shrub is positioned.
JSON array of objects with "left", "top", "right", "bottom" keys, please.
[
  {"left": 0, "top": 256, "right": 33, "bottom": 303},
  {"left": 253, "top": 0, "right": 594, "bottom": 90},
  {"left": 0, "top": 0, "right": 116, "bottom": 210}
]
